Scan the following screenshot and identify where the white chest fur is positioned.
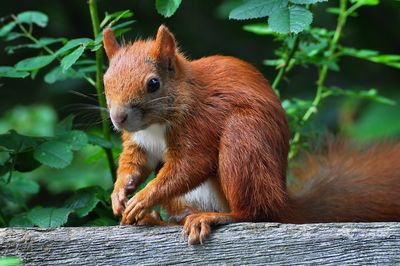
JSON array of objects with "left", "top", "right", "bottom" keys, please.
[
  {"left": 182, "top": 179, "right": 230, "bottom": 213},
  {"left": 131, "top": 123, "right": 166, "bottom": 169}
]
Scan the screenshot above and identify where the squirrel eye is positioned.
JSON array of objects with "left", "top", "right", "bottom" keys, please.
[{"left": 147, "top": 78, "right": 160, "bottom": 93}]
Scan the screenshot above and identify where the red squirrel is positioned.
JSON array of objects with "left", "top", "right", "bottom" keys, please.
[{"left": 102, "top": 25, "right": 400, "bottom": 244}]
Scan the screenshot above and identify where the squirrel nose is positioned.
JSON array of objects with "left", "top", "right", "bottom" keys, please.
[{"left": 112, "top": 112, "right": 128, "bottom": 125}]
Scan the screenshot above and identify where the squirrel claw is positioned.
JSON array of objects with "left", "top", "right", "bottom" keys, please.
[
  {"left": 111, "top": 190, "right": 127, "bottom": 216},
  {"left": 183, "top": 214, "right": 211, "bottom": 245},
  {"left": 122, "top": 193, "right": 149, "bottom": 224}
]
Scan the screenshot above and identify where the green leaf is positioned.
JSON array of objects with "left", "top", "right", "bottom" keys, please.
[
  {"left": 4, "top": 32, "right": 23, "bottom": 41},
  {"left": 350, "top": 0, "right": 379, "bottom": 5},
  {"left": 13, "top": 176, "right": 40, "bottom": 194},
  {"left": 6, "top": 37, "right": 65, "bottom": 54},
  {"left": 263, "top": 58, "right": 285, "bottom": 66},
  {"left": 0, "top": 256, "right": 22, "bottom": 266},
  {"left": 14, "top": 151, "right": 41, "bottom": 172},
  {"left": 0, "top": 66, "right": 29, "bottom": 78},
  {"left": 55, "top": 115, "right": 74, "bottom": 134},
  {"left": 61, "top": 46, "right": 85, "bottom": 70},
  {"left": 9, "top": 214, "right": 35, "bottom": 227},
  {"left": 0, "top": 21, "right": 17, "bottom": 37},
  {"left": 33, "top": 141, "right": 73, "bottom": 168},
  {"left": 44, "top": 66, "right": 84, "bottom": 84},
  {"left": 269, "top": 5, "right": 313, "bottom": 34},
  {"left": 155, "top": 0, "right": 182, "bottom": 17},
  {"left": 0, "top": 161, "right": 13, "bottom": 177},
  {"left": 55, "top": 38, "right": 93, "bottom": 56},
  {"left": 94, "top": 21, "right": 135, "bottom": 46},
  {"left": 56, "top": 130, "right": 88, "bottom": 151},
  {"left": 111, "top": 20, "right": 135, "bottom": 33},
  {"left": 341, "top": 47, "right": 400, "bottom": 69},
  {"left": 290, "top": 0, "right": 327, "bottom": 3},
  {"left": 229, "top": 0, "right": 288, "bottom": 20},
  {"left": 15, "top": 55, "right": 55, "bottom": 71},
  {"left": 3, "top": 176, "right": 40, "bottom": 204},
  {"left": 243, "top": 23, "right": 275, "bottom": 35},
  {"left": 0, "top": 131, "right": 37, "bottom": 153},
  {"left": 326, "top": 87, "right": 396, "bottom": 105},
  {"left": 27, "top": 207, "right": 71, "bottom": 227},
  {"left": 64, "top": 187, "right": 101, "bottom": 218},
  {"left": 87, "top": 134, "right": 112, "bottom": 149},
  {"left": 16, "top": 11, "right": 48, "bottom": 27},
  {"left": 100, "top": 10, "right": 133, "bottom": 28}
]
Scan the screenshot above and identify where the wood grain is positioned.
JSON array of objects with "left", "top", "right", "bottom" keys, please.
[{"left": 1, "top": 223, "right": 400, "bottom": 265}]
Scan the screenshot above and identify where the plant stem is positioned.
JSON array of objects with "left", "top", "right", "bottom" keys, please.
[
  {"left": 272, "top": 35, "right": 300, "bottom": 97},
  {"left": 289, "top": 0, "right": 348, "bottom": 159},
  {"left": 88, "top": 0, "right": 116, "bottom": 181}
]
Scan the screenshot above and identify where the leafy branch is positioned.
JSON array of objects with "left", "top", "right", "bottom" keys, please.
[
  {"left": 271, "top": 34, "right": 300, "bottom": 97},
  {"left": 233, "top": 0, "right": 396, "bottom": 159},
  {"left": 10, "top": 14, "right": 96, "bottom": 86},
  {"left": 289, "top": 0, "right": 349, "bottom": 157}
]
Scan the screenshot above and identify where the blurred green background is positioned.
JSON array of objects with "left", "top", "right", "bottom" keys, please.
[{"left": 0, "top": 1, "right": 399, "bottom": 208}]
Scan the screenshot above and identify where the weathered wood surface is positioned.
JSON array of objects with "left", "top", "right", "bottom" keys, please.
[{"left": 1, "top": 223, "right": 400, "bottom": 265}]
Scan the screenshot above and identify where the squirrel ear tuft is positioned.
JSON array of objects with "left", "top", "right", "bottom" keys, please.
[
  {"left": 151, "top": 25, "right": 176, "bottom": 60},
  {"left": 103, "top": 28, "right": 120, "bottom": 59}
]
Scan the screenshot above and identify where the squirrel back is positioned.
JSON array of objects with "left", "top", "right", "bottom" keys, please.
[{"left": 284, "top": 139, "right": 400, "bottom": 223}]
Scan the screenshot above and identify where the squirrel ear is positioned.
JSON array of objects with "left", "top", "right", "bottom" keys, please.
[
  {"left": 151, "top": 25, "right": 176, "bottom": 61},
  {"left": 103, "top": 28, "right": 120, "bottom": 59}
]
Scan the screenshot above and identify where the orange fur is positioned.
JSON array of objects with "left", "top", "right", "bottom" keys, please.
[
  {"left": 283, "top": 140, "right": 400, "bottom": 223},
  {"left": 103, "top": 25, "right": 400, "bottom": 245}
]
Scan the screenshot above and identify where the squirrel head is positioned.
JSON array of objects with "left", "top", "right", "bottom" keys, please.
[{"left": 103, "top": 25, "right": 182, "bottom": 132}]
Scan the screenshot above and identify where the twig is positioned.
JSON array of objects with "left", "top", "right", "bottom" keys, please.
[{"left": 272, "top": 35, "right": 300, "bottom": 97}]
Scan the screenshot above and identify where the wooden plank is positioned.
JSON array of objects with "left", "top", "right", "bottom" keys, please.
[{"left": 1, "top": 223, "right": 400, "bottom": 265}]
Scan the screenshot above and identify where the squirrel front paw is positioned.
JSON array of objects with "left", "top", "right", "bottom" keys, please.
[
  {"left": 121, "top": 191, "right": 150, "bottom": 224},
  {"left": 111, "top": 174, "right": 139, "bottom": 216}
]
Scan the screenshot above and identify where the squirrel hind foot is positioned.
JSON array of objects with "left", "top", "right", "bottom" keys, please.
[{"left": 182, "top": 212, "right": 238, "bottom": 245}]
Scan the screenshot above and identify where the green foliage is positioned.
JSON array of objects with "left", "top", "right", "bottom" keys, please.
[
  {"left": 290, "top": 0, "right": 327, "bottom": 3},
  {"left": 33, "top": 141, "right": 74, "bottom": 169},
  {"left": 229, "top": 0, "right": 324, "bottom": 34},
  {"left": 61, "top": 46, "right": 85, "bottom": 70},
  {"left": 0, "top": 109, "right": 116, "bottom": 226},
  {"left": 64, "top": 187, "right": 102, "bottom": 218},
  {"left": 0, "top": 256, "right": 22, "bottom": 266},
  {"left": 0, "top": 9, "right": 134, "bottom": 85},
  {"left": 237, "top": 0, "right": 395, "bottom": 158},
  {"left": 5, "top": 178, "right": 114, "bottom": 227},
  {"left": 100, "top": 10, "right": 134, "bottom": 28},
  {"left": 268, "top": 5, "right": 312, "bottom": 34},
  {"left": 229, "top": 0, "right": 288, "bottom": 20},
  {"left": 26, "top": 207, "right": 72, "bottom": 228},
  {"left": 0, "top": 67, "right": 29, "bottom": 78},
  {"left": 16, "top": 11, "right": 48, "bottom": 27},
  {"left": 155, "top": 0, "right": 182, "bottom": 17},
  {"left": 341, "top": 47, "right": 400, "bottom": 69},
  {"left": 15, "top": 55, "right": 55, "bottom": 71},
  {"left": 242, "top": 23, "right": 275, "bottom": 35}
]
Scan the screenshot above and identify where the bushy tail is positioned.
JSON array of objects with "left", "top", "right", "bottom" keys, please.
[{"left": 283, "top": 139, "right": 400, "bottom": 223}]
